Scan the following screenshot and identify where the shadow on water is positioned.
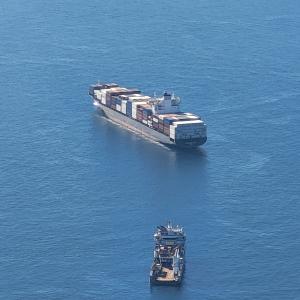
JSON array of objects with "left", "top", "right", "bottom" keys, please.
[{"left": 168, "top": 145, "right": 207, "bottom": 160}]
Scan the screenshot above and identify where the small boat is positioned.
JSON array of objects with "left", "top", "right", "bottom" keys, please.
[{"left": 150, "top": 222, "right": 185, "bottom": 286}]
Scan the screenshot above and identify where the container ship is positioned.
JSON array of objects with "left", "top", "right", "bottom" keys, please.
[
  {"left": 150, "top": 222, "right": 185, "bottom": 286},
  {"left": 89, "top": 82, "right": 207, "bottom": 148}
]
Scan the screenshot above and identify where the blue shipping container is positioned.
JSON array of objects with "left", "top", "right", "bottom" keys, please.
[
  {"left": 163, "top": 118, "right": 174, "bottom": 125},
  {"left": 126, "top": 101, "right": 133, "bottom": 117},
  {"left": 143, "top": 108, "right": 152, "bottom": 116}
]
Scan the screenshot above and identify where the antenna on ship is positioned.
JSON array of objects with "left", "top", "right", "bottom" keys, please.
[{"left": 167, "top": 220, "right": 171, "bottom": 229}]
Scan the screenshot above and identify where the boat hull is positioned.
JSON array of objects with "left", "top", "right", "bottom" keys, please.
[
  {"left": 150, "top": 278, "right": 182, "bottom": 286},
  {"left": 94, "top": 100, "right": 206, "bottom": 148}
]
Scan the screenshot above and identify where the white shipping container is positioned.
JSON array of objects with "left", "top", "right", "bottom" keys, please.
[
  {"left": 132, "top": 108, "right": 137, "bottom": 119},
  {"left": 116, "top": 104, "right": 121, "bottom": 112},
  {"left": 128, "top": 95, "right": 150, "bottom": 102},
  {"left": 142, "top": 120, "right": 148, "bottom": 125},
  {"left": 110, "top": 87, "right": 127, "bottom": 93},
  {"left": 95, "top": 90, "right": 102, "bottom": 100},
  {"left": 152, "top": 117, "right": 159, "bottom": 123},
  {"left": 173, "top": 120, "right": 204, "bottom": 126},
  {"left": 132, "top": 101, "right": 147, "bottom": 109},
  {"left": 95, "top": 91, "right": 105, "bottom": 104},
  {"left": 121, "top": 100, "right": 127, "bottom": 114},
  {"left": 100, "top": 90, "right": 108, "bottom": 104}
]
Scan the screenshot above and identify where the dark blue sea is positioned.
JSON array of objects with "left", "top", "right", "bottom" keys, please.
[{"left": 1, "top": 1, "right": 300, "bottom": 299}]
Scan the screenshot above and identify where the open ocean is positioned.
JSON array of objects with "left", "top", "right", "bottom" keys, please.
[{"left": 1, "top": 0, "right": 300, "bottom": 299}]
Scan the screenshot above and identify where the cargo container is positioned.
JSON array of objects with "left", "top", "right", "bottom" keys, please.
[
  {"left": 121, "top": 100, "right": 127, "bottom": 114},
  {"left": 116, "top": 104, "right": 121, "bottom": 112},
  {"left": 132, "top": 101, "right": 147, "bottom": 119}
]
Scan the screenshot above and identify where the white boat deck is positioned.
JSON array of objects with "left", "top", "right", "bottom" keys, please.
[{"left": 156, "top": 267, "right": 175, "bottom": 282}]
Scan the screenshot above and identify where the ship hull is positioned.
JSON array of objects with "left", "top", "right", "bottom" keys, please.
[
  {"left": 150, "top": 278, "right": 182, "bottom": 286},
  {"left": 94, "top": 100, "right": 206, "bottom": 148}
]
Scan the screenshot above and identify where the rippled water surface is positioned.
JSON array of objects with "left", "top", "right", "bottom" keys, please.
[{"left": 0, "top": 0, "right": 300, "bottom": 299}]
